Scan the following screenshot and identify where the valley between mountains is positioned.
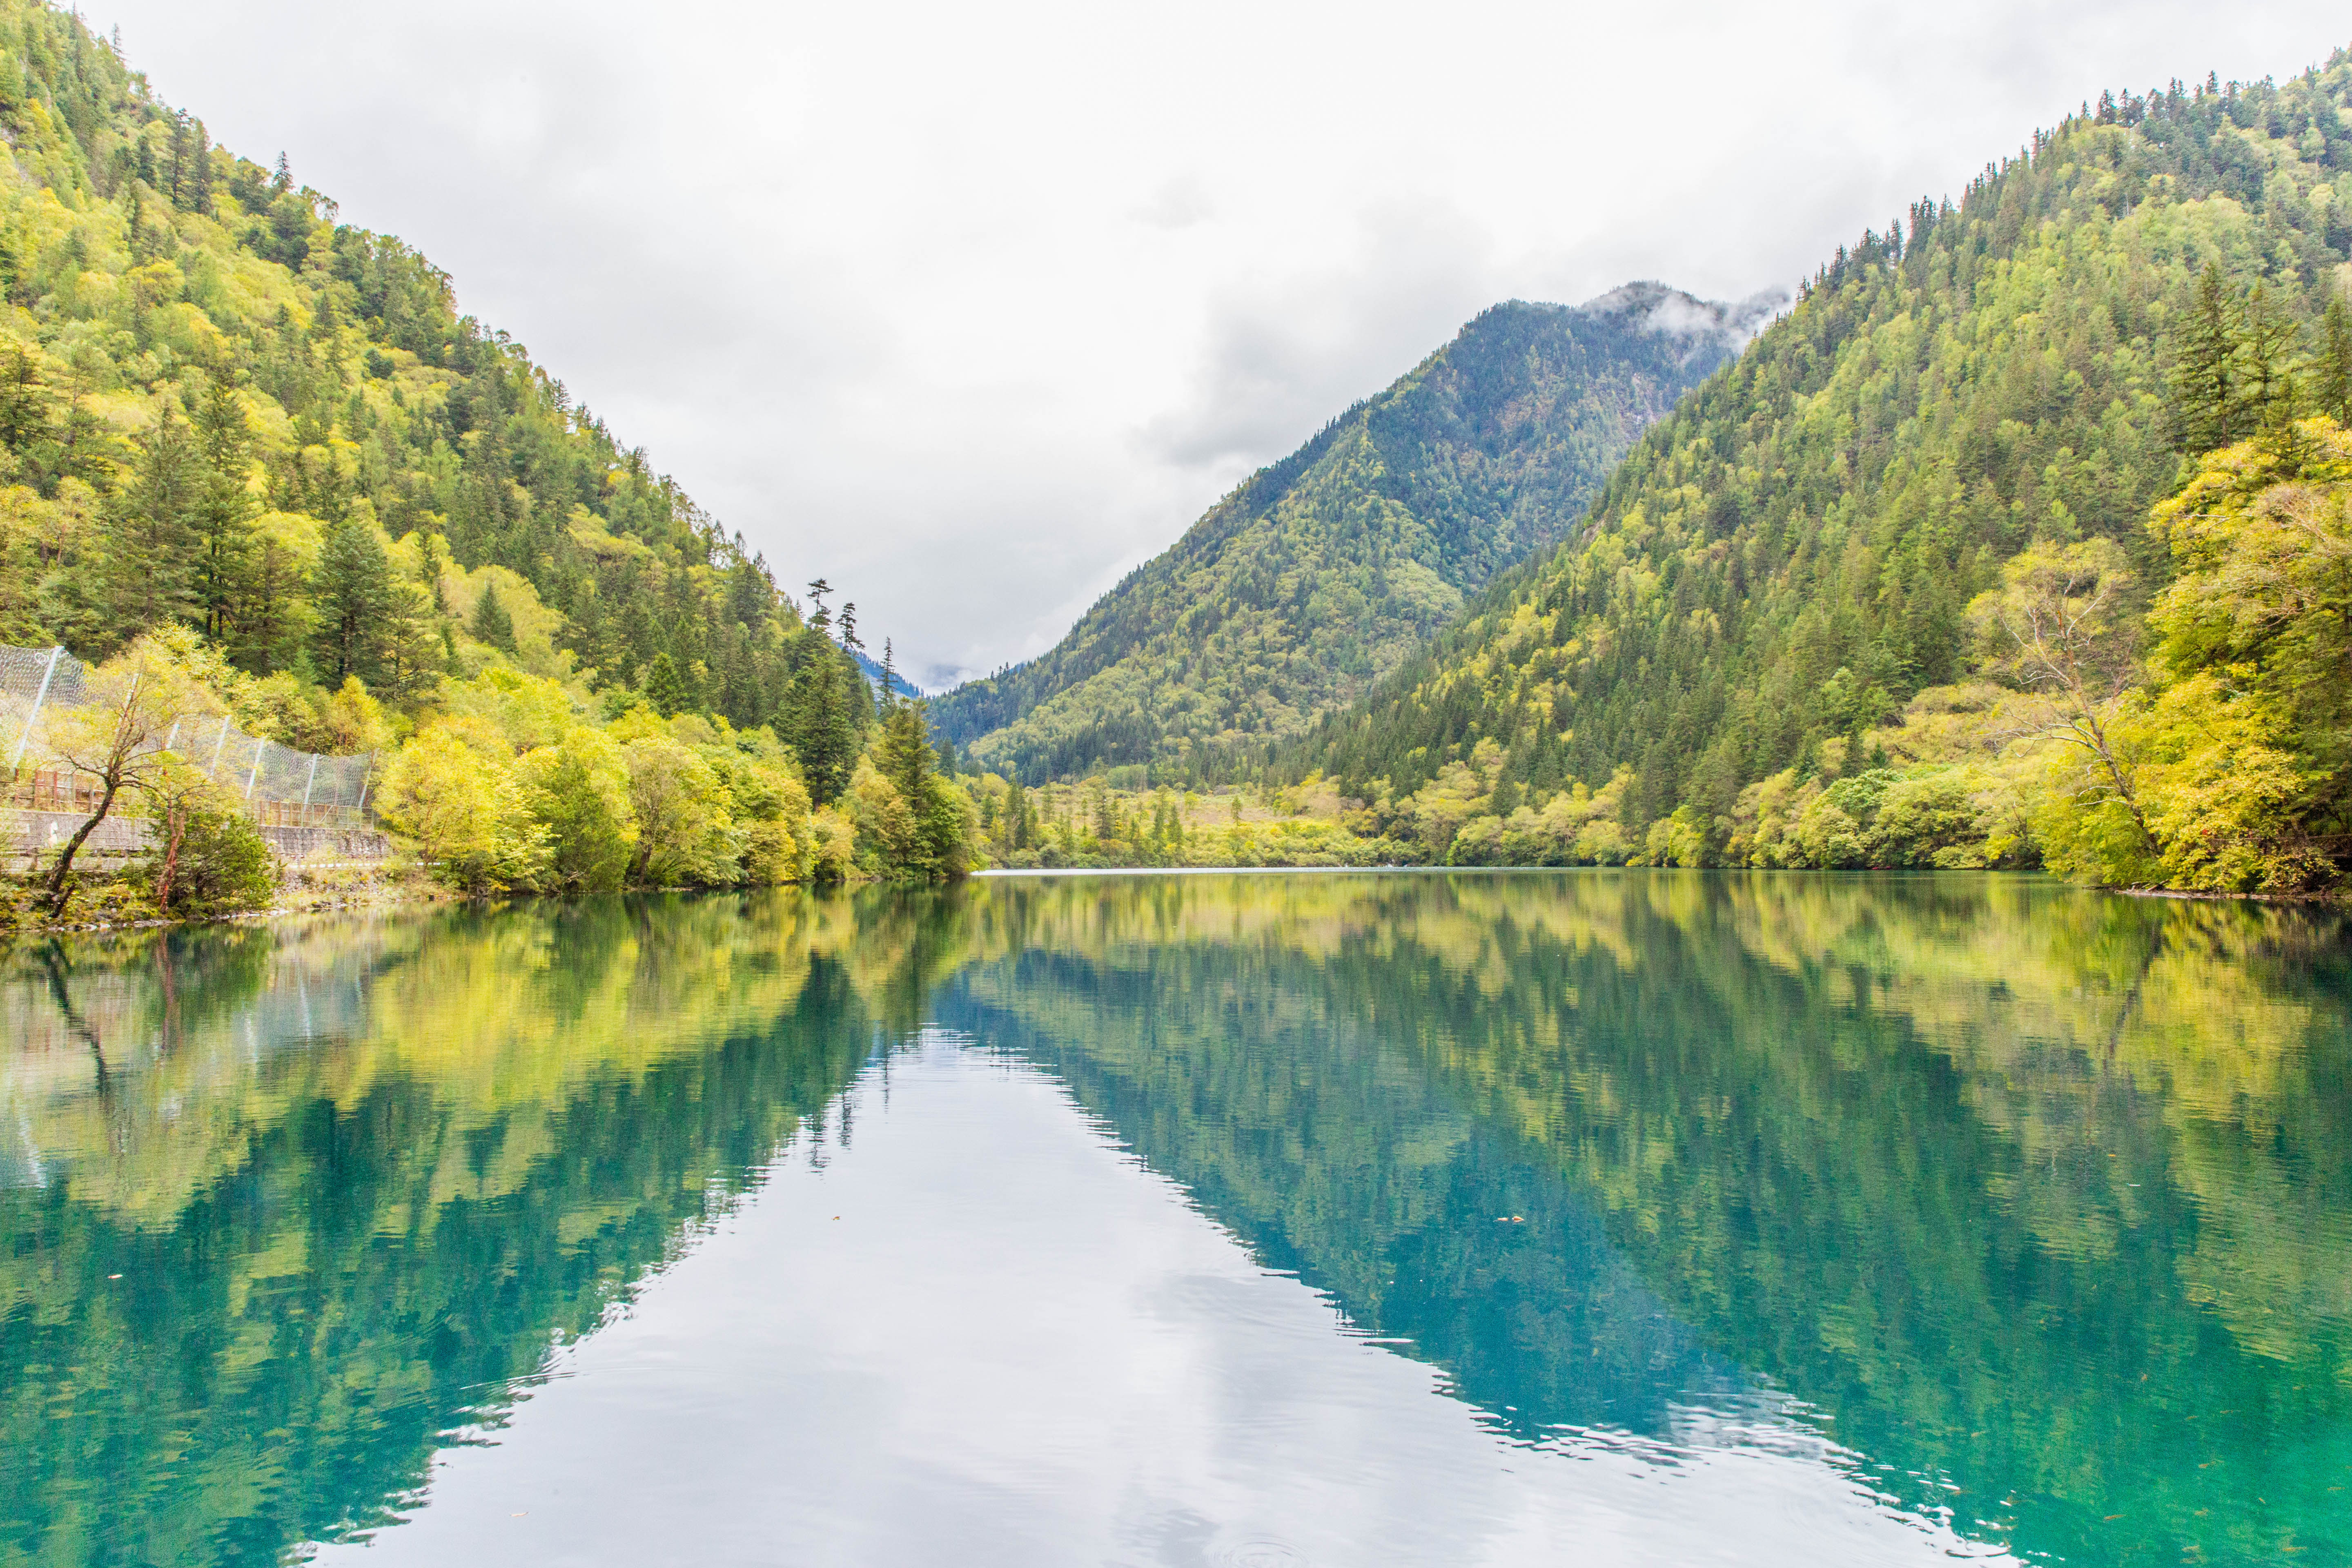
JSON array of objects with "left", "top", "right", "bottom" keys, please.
[{"left": 3, "top": 4, "right": 2350, "bottom": 906}]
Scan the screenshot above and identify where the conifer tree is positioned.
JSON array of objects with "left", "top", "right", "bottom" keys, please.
[
  {"left": 415, "top": 528, "right": 450, "bottom": 615},
  {"left": 1006, "top": 777, "right": 1031, "bottom": 850},
  {"left": 232, "top": 530, "right": 307, "bottom": 674},
  {"left": 106, "top": 405, "right": 199, "bottom": 642},
  {"left": 189, "top": 119, "right": 212, "bottom": 214},
  {"left": 124, "top": 188, "right": 156, "bottom": 264},
  {"left": 789, "top": 639, "right": 858, "bottom": 804},
  {"left": 377, "top": 575, "right": 440, "bottom": 701},
  {"left": 0, "top": 344, "right": 50, "bottom": 452},
  {"left": 2169, "top": 263, "right": 2240, "bottom": 454},
  {"left": 190, "top": 372, "right": 256, "bottom": 644},
  {"left": 2317, "top": 296, "right": 2352, "bottom": 425},
  {"left": 471, "top": 580, "right": 516, "bottom": 652},
  {"left": 644, "top": 649, "right": 688, "bottom": 717},
  {"left": 311, "top": 512, "right": 396, "bottom": 686},
  {"left": 875, "top": 692, "right": 967, "bottom": 879},
  {"left": 2240, "top": 283, "right": 2302, "bottom": 431},
  {"left": 167, "top": 114, "right": 190, "bottom": 208}
]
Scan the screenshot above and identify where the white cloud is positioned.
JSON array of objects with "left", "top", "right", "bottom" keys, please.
[{"left": 87, "top": 0, "right": 2352, "bottom": 688}]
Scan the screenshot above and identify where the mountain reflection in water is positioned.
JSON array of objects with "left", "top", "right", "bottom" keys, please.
[{"left": 3, "top": 872, "right": 2348, "bottom": 1566}]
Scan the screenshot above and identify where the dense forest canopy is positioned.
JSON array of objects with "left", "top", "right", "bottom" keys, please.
[
  {"left": 0, "top": 0, "right": 870, "bottom": 754},
  {"left": 7, "top": 0, "right": 2350, "bottom": 896},
  {"left": 1279, "top": 57, "right": 2352, "bottom": 891},
  {"left": 931, "top": 285, "right": 1773, "bottom": 782},
  {"left": 0, "top": 0, "right": 988, "bottom": 898}
]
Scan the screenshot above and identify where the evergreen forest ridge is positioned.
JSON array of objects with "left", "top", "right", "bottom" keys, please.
[
  {"left": 956, "top": 52, "right": 2352, "bottom": 895},
  {"left": 0, "top": 0, "right": 833, "bottom": 736},
  {"left": 2, "top": 0, "right": 2350, "bottom": 903},
  {"left": 0, "top": 0, "right": 967, "bottom": 907},
  {"left": 930, "top": 284, "right": 1774, "bottom": 780}
]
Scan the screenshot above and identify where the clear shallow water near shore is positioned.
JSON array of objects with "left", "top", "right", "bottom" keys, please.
[{"left": 4, "top": 872, "right": 2349, "bottom": 1566}]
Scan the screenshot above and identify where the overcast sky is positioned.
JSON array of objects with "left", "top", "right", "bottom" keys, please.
[{"left": 84, "top": 0, "right": 2352, "bottom": 688}]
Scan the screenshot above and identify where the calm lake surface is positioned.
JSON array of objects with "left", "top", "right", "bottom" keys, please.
[{"left": 4, "top": 871, "right": 2350, "bottom": 1566}]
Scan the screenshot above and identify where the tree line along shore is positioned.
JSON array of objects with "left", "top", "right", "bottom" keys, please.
[{"left": 4, "top": 3, "right": 2351, "bottom": 921}]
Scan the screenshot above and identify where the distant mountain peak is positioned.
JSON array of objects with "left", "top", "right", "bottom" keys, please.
[
  {"left": 931, "top": 285, "right": 1750, "bottom": 778},
  {"left": 1576, "top": 280, "right": 1788, "bottom": 354}
]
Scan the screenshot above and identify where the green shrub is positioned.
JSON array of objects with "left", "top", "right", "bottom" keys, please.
[{"left": 137, "top": 806, "right": 280, "bottom": 918}]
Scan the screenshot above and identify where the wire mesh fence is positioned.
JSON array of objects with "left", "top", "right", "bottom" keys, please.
[{"left": 1, "top": 644, "right": 376, "bottom": 829}]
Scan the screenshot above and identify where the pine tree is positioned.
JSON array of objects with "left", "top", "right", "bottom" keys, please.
[
  {"left": 125, "top": 189, "right": 154, "bottom": 264},
  {"left": 878, "top": 702, "right": 932, "bottom": 803},
  {"left": 876, "top": 695, "right": 967, "bottom": 879},
  {"left": 724, "top": 559, "right": 766, "bottom": 628},
  {"left": 2169, "top": 263, "right": 2240, "bottom": 453},
  {"left": 189, "top": 120, "right": 212, "bottom": 214},
  {"left": 644, "top": 649, "right": 688, "bottom": 717},
  {"left": 167, "top": 114, "right": 190, "bottom": 208},
  {"left": 471, "top": 580, "right": 516, "bottom": 652},
  {"left": 312, "top": 512, "right": 396, "bottom": 686},
  {"left": 0, "top": 343, "right": 50, "bottom": 452},
  {"left": 2240, "top": 283, "right": 2302, "bottom": 431},
  {"left": 105, "top": 405, "right": 199, "bottom": 642},
  {"left": 232, "top": 530, "right": 308, "bottom": 675},
  {"left": 2317, "top": 295, "right": 2352, "bottom": 425},
  {"left": 379, "top": 576, "right": 439, "bottom": 700},
  {"left": 1006, "top": 777, "right": 1031, "bottom": 850},
  {"left": 415, "top": 527, "right": 450, "bottom": 615},
  {"left": 190, "top": 372, "right": 256, "bottom": 646},
  {"left": 789, "top": 644, "right": 857, "bottom": 804}
]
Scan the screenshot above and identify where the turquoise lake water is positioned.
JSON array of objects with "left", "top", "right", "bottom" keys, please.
[{"left": 4, "top": 871, "right": 2348, "bottom": 1565}]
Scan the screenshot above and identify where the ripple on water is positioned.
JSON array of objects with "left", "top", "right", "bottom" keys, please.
[{"left": 1221, "top": 1542, "right": 1306, "bottom": 1568}]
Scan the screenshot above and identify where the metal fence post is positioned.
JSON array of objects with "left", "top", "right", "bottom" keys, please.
[
  {"left": 301, "top": 753, "right": 318, "bottom": 815},
  {"left": 244, "top": 735, "right": 265, "bottom": 801},
  {"left": 8, "top": 644, "right": 62, "bottom": 776},
  {"left": 209, "top": 715, "right": 232, "bottom": 777}
]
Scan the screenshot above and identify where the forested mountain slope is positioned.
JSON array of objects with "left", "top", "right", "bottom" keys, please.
[
  {"left": 932, "top": 285, "right": 1769, "bottom": 780},
  {"left": 0, "top": 0, "right": 862, "bottom": 755},
  {"left": 1293, "top": 59, "right": 2352, "bottom": 886}
]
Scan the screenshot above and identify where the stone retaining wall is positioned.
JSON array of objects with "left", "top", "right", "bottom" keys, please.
[
  {"left": 10, "top": 808, "right": 392, "bottom": 869},
  {"left": 256, "top": 823, "right": 394, "bottom": 862}
]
